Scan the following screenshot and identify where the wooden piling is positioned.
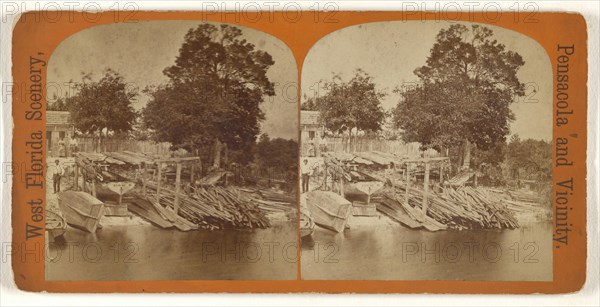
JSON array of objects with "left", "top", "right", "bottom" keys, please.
[
  {"left": 142, "top": 163, "right": 148, "bottom": 194},
  {"left": 405, "top": 163, "right": 410, "bottom": 205},
  {"left": 73, "top": 163, "right": 79, "bottom": 191},
  {"left": 174, "top": 162, "right": 182, "bottom": 214},
  {"left": 190, "top": 163, "right": 195, "bottom": 184},
  {"left": 422, "top": 162, "right": 430, "bottom": 215},
  {"left": 91, "top": 175, "right": 97, "bottom": 197},
  {"left": 156, "top": 162, "right": 162, "bottom": 204}
]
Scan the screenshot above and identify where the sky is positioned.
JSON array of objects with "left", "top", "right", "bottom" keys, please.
[
  {"left": 301, "top": 21, "right": 552, "bottom": 141},
  {"left": 47, "top": 20, "right": 298, "bottom": 140}
]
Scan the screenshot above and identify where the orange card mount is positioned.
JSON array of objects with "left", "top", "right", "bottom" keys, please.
[{"left": 10, "top": 11, "right": 587, "bottom": 293}]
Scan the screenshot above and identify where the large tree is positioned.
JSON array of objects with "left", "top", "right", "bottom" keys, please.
[
  {"left": 303, "top": 69, "right": 386, "bottom": 151},
  {"left": 143, "top": 24, "right": 275, "bottom": 167},
  {"left": 66, "top": 69, "right": 138, "bottom": 150},
  {"left": 392, "top": 24, "right": 525, "bottom": 168}
]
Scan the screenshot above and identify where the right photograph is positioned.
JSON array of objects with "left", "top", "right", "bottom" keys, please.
[{"left": 299, "top": 21, "right": 553, "bottom": 281}]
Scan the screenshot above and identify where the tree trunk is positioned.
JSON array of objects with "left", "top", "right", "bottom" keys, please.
[
  {"left": 462, "top": 139, "right": 471, "bottom": 169},
  {"left": 212, "top": 138, "right": 222, "bottom": 169}
]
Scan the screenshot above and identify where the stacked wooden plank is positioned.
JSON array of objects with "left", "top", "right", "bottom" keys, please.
[
  {"left": 371, "top": 151, "right": 405, "bottom": 165},
  {"left": 378, "top": 184, "right": 519, "bottom": 230},
  {"left": 197, "top": 170, "right": 229, "bottom": 185},
  {"left": 105, "top": 152, "right": 150, "bottom": 165},
  {"left": 143, "top": 182, "right": 271, "bottom": 229},
  {"left": 258, "top": 189, "right": 295, "bottom": 203},
  {"left": 441, "top": 187, "right": 519, "bottom": 229},
  {"left": 447, "top": 170, "right": 476, "bottom": 187},
  {"left": 77, "top": 152, "right": 126, "bottom": 165},
  {"left": 354, "top": 151, "right": 395, "bottom": 165},
  {"left": 128, "top": 197, "right": 175, "bottom": 229},
  {"left": 322, "top": 151, "right": 356, "bottom": 162},
  {"left": 507, "top": 190, "right": 543, "bottom": 203},
  {"left": 122, "top": 151, "right": 157, "bottom": 164},
  {"left": 485, "top": 188, "right": 550, "bottom": 217},
  {"left": 376, "top": 197, "right": 422, "bottom": 229},
  {"left": 238, "top": 188, "right": 296, "bottom": 214},
  {"left": 135, "top": 195, "right": 198, "bottom": 231},
  {"left": 376, "top": 192, "right": 447, "bottom": 231}
]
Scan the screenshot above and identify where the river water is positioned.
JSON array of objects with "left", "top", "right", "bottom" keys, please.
[
  {"left": 46, "top": 219, "right": 552, "bottom": 281},
  {"left": 301, "top": 220, "right": 552, "bottom": 281},
  {"left": 46, "top": 222, "right": 298, "bottom": 280}
]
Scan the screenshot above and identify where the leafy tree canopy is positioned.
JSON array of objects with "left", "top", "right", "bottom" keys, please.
[
  {"left": 392, "top": 24, "right": 525, "bottom": 154},
  {"left": 47, "top": 94, "right": 68, "bottom": 111},
  {"left": 66, "top": 69, "right": 138, "bottom": 136},
  {"left": 143, "top": 24, "right": 275, "bottom": 155},
  {"left": 304, "top": 69, "right": 386, "bottom": 135}
]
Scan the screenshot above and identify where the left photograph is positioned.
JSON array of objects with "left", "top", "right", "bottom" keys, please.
[{"left": 44, "top": 21, "right": 299, "bottom": 281}]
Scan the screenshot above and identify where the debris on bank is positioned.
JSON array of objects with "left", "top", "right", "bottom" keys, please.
[
  {"left": 50, "top": 151, "right": 297, "bottom": 236},
  {"left": 302, "top": 150, "right": 551, "bottom": 235},
  {"left": 377, "top": 185, "right": 519, "bottom": 230}
]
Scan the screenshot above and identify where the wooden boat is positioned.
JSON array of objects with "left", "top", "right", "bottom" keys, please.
[
  {"left": 46, "top": 208, "right": 67, "bottom": 239},
  {"left": 351, "top": 201, "right": 377, "bottom": 216},
  {"left": 102, "top": 181, "right": 135, "bottom": 216},
  {"left": 105, "top": 181, "right": 136, "bottom": 196},
  {"left": 345, "top": 181, "right": 384, "bottom": 217},
  {"left": 349, "top": 180, "right": 384, "bottom": 196},
  {"left": 306, "top": 191, "right": 352, "bottom": 233},
  {"left": 299, "top": 194, "right": 315, "bottom": 237},
  {"left": 57, "top": 191, "right": 105, "bottom": 233},
  {"left": 300, "top": 205, "right": 315, "bottom": 237}
]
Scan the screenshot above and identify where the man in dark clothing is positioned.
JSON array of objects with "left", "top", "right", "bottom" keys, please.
[
  {"left": 300, "top": 159, "right": 312, "bottom": 193},
  {"left": 53, "top": 159, "right": 64, "bottom": 193}
]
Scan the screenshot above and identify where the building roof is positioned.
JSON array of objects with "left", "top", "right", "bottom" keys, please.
[
  {"left": 301, "top": 110, "right": 321, "bottom": 126},
  {"left": 47, "top": 111, "right": 72, "bottom": 126}
]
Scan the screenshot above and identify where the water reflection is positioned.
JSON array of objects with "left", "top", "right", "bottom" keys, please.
[
  {"left": 301, "top": 222, "right": 552, "bottom": 281},
  {"left": 46, "top": 223, "right": 297, "bottom": 280}
]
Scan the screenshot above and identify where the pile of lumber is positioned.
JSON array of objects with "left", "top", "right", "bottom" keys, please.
[
  {"left": 485, "top": 188, "right": 550, "bottom": 217},
  {"left": 441, "top": 187, "right": 519, "bottom": 229},
  {"left": 378, "top": 184, "right": 519, "bottom": 230},
  {"left": 447, "top": 170, "right": 476, "bottom": 187},
  {"left": 238, "top": 188, "right": 296, "bottom": 214},
  {"left": 354, "top": 151, "right": 400, "bottom": 166},
  {"left": 143, "top": 181, "right": 271, "bottom": 230},
  {"left": 197, "top": 170, "right": 229, "bottom": 186},
  {"left": 105, "top": 151, "right": 155, "bottom": 165},
  {"left": 128, "top": 196, "right": 198, "bottom": 231},
  {"left": 377, "top": 196, "right": 447, "bottom": 231}
]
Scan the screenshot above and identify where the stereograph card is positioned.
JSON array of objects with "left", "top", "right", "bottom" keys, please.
[{"left": 8, "top": 9, "right": 588, "bottom": 294}]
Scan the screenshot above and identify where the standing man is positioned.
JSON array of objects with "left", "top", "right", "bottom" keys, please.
[
  {"left": 53, "top": 159, "right": 64, "bottom": 193},
  {"left": 301, "top": 159, "right": 312, "bottom": 193},
  {"left": 70, "top": 135, "right": 78, "bottom": 155}
]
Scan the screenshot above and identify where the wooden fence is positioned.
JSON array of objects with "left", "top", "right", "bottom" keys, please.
[
  {"left": 76, "top": 137, "right": 172, "bottom": 156},
  {"left": 321, "top": 137, "right": 439, "bottom": 157}
]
